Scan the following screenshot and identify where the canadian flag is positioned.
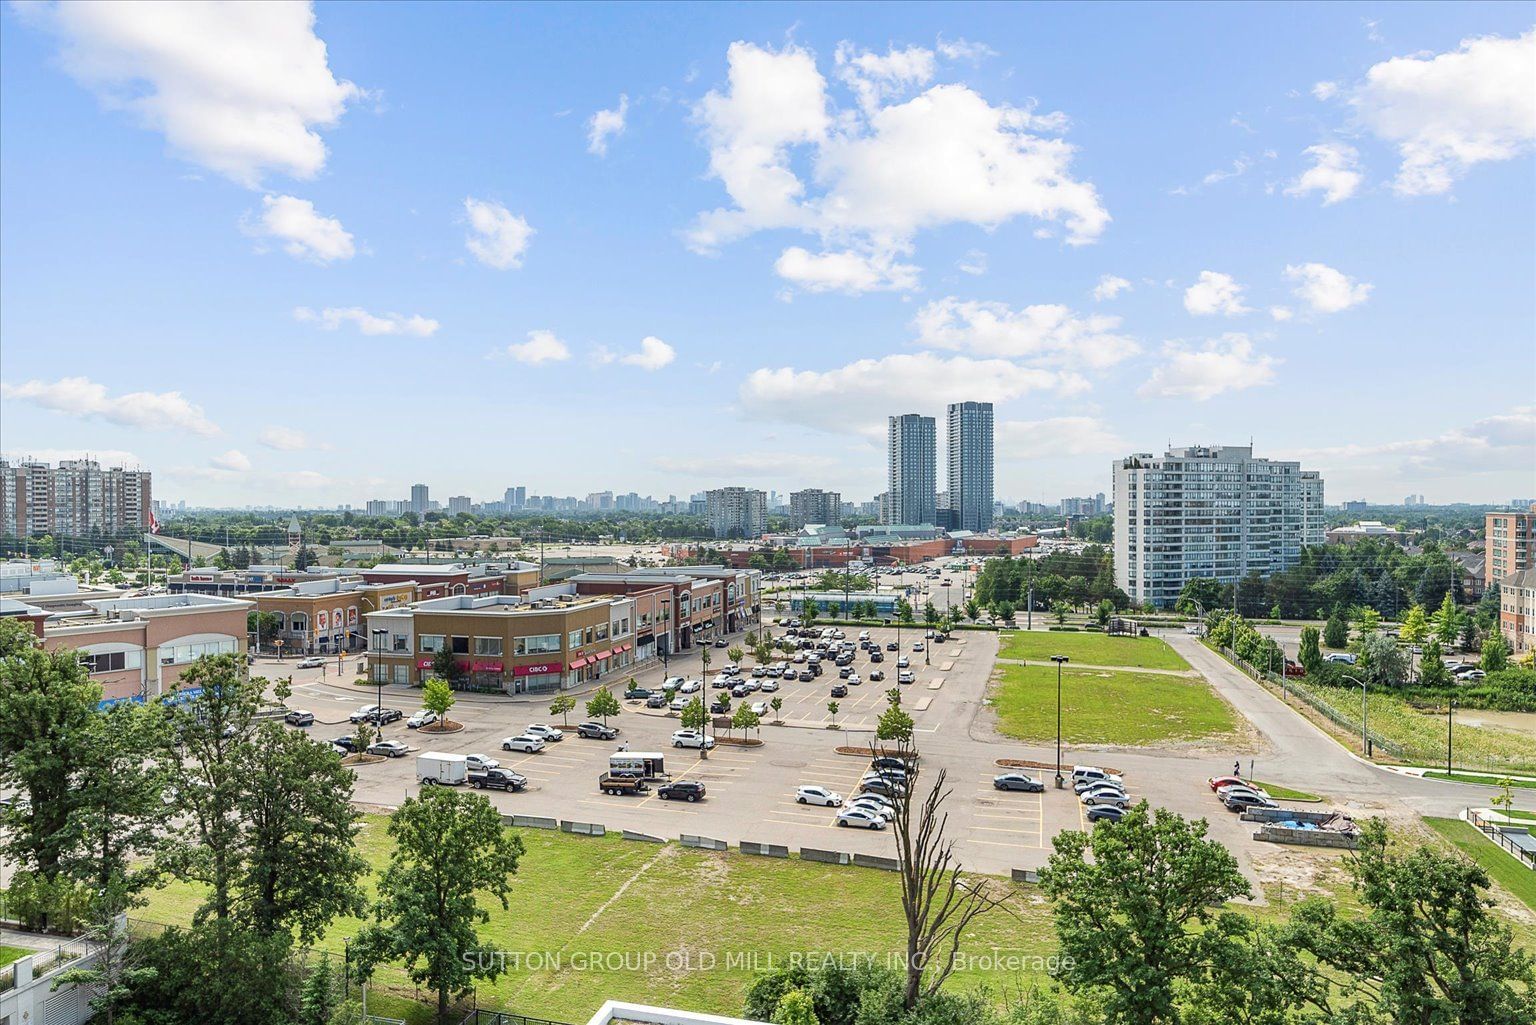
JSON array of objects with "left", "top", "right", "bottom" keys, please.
[{"left": 148, "top": 511, "right": 161, "bottom": 534}]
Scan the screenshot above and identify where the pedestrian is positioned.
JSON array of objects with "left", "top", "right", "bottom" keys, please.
[{"left": 1233, "top": 759, "right": 1241, "bottom": 777}]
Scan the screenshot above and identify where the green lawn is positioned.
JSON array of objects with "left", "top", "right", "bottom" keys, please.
[
  {"left": 998, "top": 631, "right": 1190, "bottom": 671},
  {"left": 1423, "top": 771, "right": 1536, "bottom": 789},
  {"left": 0, "top": 944, "right": 33, "bottom": 968},
  {"left": 1423, "top": 817, "right": 1536, "bottom": 912},
  {"left": 989, "top": 663, "right": 1239, "bottom": 746},
  {"left": 1250, "top": 780, "right": 1322, "bottom": 802}
]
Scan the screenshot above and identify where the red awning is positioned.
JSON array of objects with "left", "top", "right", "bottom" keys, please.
[
  {"left": 620, "top": 642, "right": 633, "bottom": 652},
  {"left": 569, "top": 656, "right": 591, "bottom": 669}
]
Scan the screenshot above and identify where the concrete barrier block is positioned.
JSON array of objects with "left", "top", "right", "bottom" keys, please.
[
  {"left": 622, "top": 829, "right": 666, "bottom": 843},
  {"left": 741, "top": 841, "right": 790, "bottom": 858},
  {"left": 852, "top": 853, "right": 901, "bottom": 872},
  {"left": 680, "top": 833, "right": 728, "bottom": 851},
  {"left": 1010, "top": 868, "right": 1040, "bottom": 884},
  {"left": 511, "top": 814, "right": 559, "bottom": 830},
  {"left": 560, "top": 820, "right": 606, "bottom": 836},
  {"left": 800, "top": 847, "right": 851, "bottom": 865}
]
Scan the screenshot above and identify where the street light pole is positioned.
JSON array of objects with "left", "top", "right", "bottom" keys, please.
[
  {"left": 371, "top": 628, "right": 387, "bottom": 735},
  {"left": 1051, "top": 654, "right": 1069, "bottom": 787},
  {"left": 1344, "top": 674, "right": 1368, "bottom": 756}
]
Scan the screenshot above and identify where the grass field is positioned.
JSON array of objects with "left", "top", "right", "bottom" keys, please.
[
  {"left": 998, "top": 631, "right": 1190, "bottom": 671},
  {"left": 137, "top": 818, "right": 1060, "bottom": 1022},
  {"left": 1250, "top": 780, "right": 1322, "bottom": 802},
  {"left": 989, "top": 663, "right": 1239, "bottom": 746},
  {"left": 1423, "top": 770, "right": 1536, "bottom": 789},
  {"left": 0, "top": 944, "right": 32, "bottom": 968},
  {"left": 1423, "top": 817, "right": 1536, "bottom": 912}
]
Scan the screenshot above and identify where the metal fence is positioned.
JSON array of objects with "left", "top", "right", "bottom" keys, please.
[
  {"left": 459, "top": 1010, "right": 577, "bottom": 1025},
  {"left": 0, "top": 933, "right": 98, "bottom": 993},
  {"left": 1467, "top": 808, "right": 1536, "bottom": 869}
]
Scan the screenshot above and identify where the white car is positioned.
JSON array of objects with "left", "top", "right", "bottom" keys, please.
[
  {"left": 348, "top": 704, "right": 382, "bottom": 723},
  {"left": 796, "top": 785, "right": 843, "bottom": 807},
  {"left": 297, "top": 656, "right": 327, "bottom": 669},
  {"left": 912, "top": 642, "right": 925, "bottom": 651},
  {"left": 465, "top": 754, "right": 500, "bottom": 771},
  {"left": 671, "top": 729, "right": 716, "bottom": 750},
  {"left": 1071, "top": 766, "right": 1123, "bottom": 790},
  {"left": 898, "top": 671, "right": 916, "bottom": 684},
  {"left": 669, "top": 696, "right": 690, "bottom": 712},
  {"left": 837, "top": 806, "right": 887, "bottom": 830},
  {"left": 680, "top": 679, "right": 702, "bottom": 694},
  {"left": 760, "top": 679, "right": 780, "bottom": 693},
  {"left": 858, "top": 631, "right": 871, "bottom": 641},
  {"left": 524, "top": 724, "right": 565, "bottom": 742},
  {"left": 848, "top": 797, "right": 895, "bottom": 821},
  {"left": 501, "top": 734, "right": 545, "bottom": 753},
  {"left": 1323, "top": 653, "right": 1357, "bottom": 665},
  {"left": 750, "top": 700, "right": 769, "bottom": 715},
  {"left": 406, "top": 710, "right": 439, "bottom": 729},
  {"left": 662, "top": 676, "right": 686, "bottom": 690},
  {"left": 846, "top": 673, "right": 861, "bottom": 686},
  {"left": 792, "top": 652, "right": 807, "bottom": 663}
]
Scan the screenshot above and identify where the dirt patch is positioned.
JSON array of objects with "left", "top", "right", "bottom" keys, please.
[
  {"left": 341, "top": 753, "right": 387, "bottom": 766},
  {"left": 1251, "top": 843, "right": 1353, "bottom": 901},
  {"left": 419, "top": 720, "right": 464, "bottom": 735},
  {"left": 715, "top": 737, "right": 763, "bottom": 747},
  {"left": 835, "top": 745, "right": 917, "bottom": 759}
]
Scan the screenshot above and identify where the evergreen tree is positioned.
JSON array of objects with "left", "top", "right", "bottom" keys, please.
[{"left": 1323, "top": 606, "right": 1349, "bottom": 649}]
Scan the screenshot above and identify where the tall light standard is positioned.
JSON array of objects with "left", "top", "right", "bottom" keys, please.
[
  {"left": 1344, "top": 674, "right": 1368, "bottom": 756},
  {"left": 1051, "top": 654, "right": 1069, "bottom": 787}
]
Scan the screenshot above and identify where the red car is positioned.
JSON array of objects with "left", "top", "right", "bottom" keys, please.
[
  {"left": 1207, "top": 775, "right": 1245, "bottom": 791},
  {"left": 1283, "top": 660, "right": 1307, "bottom": 678}
]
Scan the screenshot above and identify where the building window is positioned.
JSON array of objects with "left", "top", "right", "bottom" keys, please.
[
  {"left": 450, "top": 636, "right": 470, "bottom": 655},
  {"left": 420, "top": 634, "right": 445, "bottom": 653},
  {"left": 289, "top": 612, "right": 309, "bottom": 633},
  {"left": 516, "top": 633, "right": 562, "bottom": 655},
  {"left": 81, "top": 650, "right": 141, "bottom": 674},
  {"left": 392, "top": 634, "right": 409, "bottom": 652},
  {"left": 160, "top": 638, "right": 236, "bottom": 665},
  {"left": 393, "top": 665, "right": 409, "bottom": 685},
  {"left": 474, "top": 636, "right": 503, "bottom": 657},
  {"left": 568, "top": 628, "right": 583, "bottom": 650},
  {"left": 595, "top": 622, "right": 609, "bottom": 641}
]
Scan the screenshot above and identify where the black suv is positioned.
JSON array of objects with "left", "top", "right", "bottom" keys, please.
[
  {"left": 329, "top": 735, "right": 360, "bottom": 752},
  {"left": 468, "top": 768, "right": 528, "bottom": 791},
  {"left": 368, "top": 708, "right": 404, "bottom": 725},
  {"left": 657, "top": 780, "right": 707, "bottom": 802},
  {"left": 886, "top": 641, "right": 899, "bottom": 651},
  {"left": 830, "top": 683, "right": 848, "bottom": 698},
  {"left": 869, "top": 650, "right": 884, "bottom": 663}
]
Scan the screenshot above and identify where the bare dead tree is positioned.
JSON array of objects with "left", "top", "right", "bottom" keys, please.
[{"left": 876, "top": 720, "right": 1009, "bottom": 1010}]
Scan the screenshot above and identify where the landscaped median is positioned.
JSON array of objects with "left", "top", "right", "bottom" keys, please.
[{"left": 989, "top": 661, "right": 1241, "bottom": 746}]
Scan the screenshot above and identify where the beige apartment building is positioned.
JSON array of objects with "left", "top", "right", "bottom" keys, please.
[
  {"left": 1498, "top": 566, "right": 1536, "bottom": 655},
  {"left": 1486, "top": 505, "right": 1534, "bottom": 588}
]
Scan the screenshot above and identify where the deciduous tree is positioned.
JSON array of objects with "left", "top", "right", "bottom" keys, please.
[{"left": 586, "top": 686, "right": 621, "bottom": 725}]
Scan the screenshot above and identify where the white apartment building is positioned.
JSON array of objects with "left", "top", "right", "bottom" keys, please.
[
  {"left": 788, "top": 488, "right": 841, "bottom": 528},
  {"left": 1113, "top": 445, "right": 1324, "bottom": 608},
  {"left": 0, "top": 458, "right": 153, "bottom": 537},
  {"left": 887, "top": 413, "right": 937, "bottom": 526},
  {"left": 704, "top": 487, "right": 767, "bottom": 539}
]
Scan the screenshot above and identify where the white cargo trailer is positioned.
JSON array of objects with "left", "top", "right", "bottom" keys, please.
[{"left": 416, "top": 751, "right": 468, "bottom": 786}]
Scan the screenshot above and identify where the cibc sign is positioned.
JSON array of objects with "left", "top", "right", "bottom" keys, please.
[{"left": 512, "top": 661, "right": 562, "bottom": 676}]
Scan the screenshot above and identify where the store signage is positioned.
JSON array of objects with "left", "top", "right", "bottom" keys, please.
[{"left": 513, "top": 662, "right": 562, "bottom": 676}]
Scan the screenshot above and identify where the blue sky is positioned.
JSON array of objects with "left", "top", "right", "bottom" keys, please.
[{"left": 2, "top": 1, "right": 1533, "bottom": 509}]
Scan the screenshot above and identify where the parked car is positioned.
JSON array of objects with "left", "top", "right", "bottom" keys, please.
[
  {"left": 839, "top": 666, "right": 853, "bottom": 678},
  {"left": 624, "top": 685, "right": 653, "bottom": 700},
  {"left": 348, "top": 705, "right": 383, "bottom": 723},
  {"left": 468, "top": 768, "right": 527, "bottom": 791},
  {"left": 284, "top": 709, "right": 315, "bottom": 727},
  {"left": 858, "top": 776, "right": 908, "bottom": 799},
  {"left": 329, "top": 735, "right": 360, "bottom": 752},
  {"left": 1455, "top": 668, "right": 1486, "bottom": 681},
  {"left": 897, "top": 671, "right": 915, "bottom": 684},
  {"left": 912, "top": 642, "right": 925, "bottom": 652},
  {"left": 869, "top": 669, "right": 885, "bottom": 682},
  {"left": 658, "top": 780, "right": 707, "bottom": 802},
  {"left": 662, "top": 676, "right": 685, "bottom": 691},
  {"left": 871, "top": 755, "right": 915, "bottom": 773},
  {"left": 1207, "top": 775, "right": 1246, "bottom": 791},
  {"left": 680, "top": 679, "right": 703, "bottom": 694},
  {"left": 645, "top": 693, "right": 668, "bottom": 708},
  {"left": 714, "top": 638, "right": 728, "bottom": 648},
  {"left": 798, "top": 670, "right": 815, "bottom": 682},
  {"left": 669, "top": 696, "right": 690, "bottom": 712},
  {"left": 1222, "top": 790, "right": 1277, "bottom": 812},
  {"left": 297, "top": 657, "right": 326, "bottom": 669},
  {"left": 869, "top": 651, "right": 884, "bottom": 663},
  {"left": 465, "top": 753, "right": 500, "bottom": 771},
  {"left": 367, "top": 740, "right": 409, "bottom": 758},
  {"left": 1086, "top": 805, "right": 1125, "bottom": 824},
  {"left": 671, "top": 729, "right": 716, "bottom": 750},
  {"left": 886, "top": 641, "right": 900, "bottom": 651},
  {"left": 576, "top": 721, "right": 618, "bottom": 740},
  {"left": 1283, "top": 660, "right": 1307, "bottom": 678},
  {"left": 897, "top": 656, "right": 911, "bottom": 669},
  {"left": 731, "top": 684, "right": 750, "bottom": 698},
  {"left": 710, "top": 698, "right": 730, "bottom": 714},
  {"left": 993, "top": 772, "right": 1044, "bottom": 792},
  {"left": 848, "top": 796, "right": 895, "bottom": 820},
  {"left": 761, "top": 679, "right": 780, "bottom": 693},
  {"left": 524, "top": 724, "right": 565, "bottom": 742},
  {"left": 830, "top": 683, "right": 848, "bottom": 698},
  {"left": 406, "top": 710, "right": 439, "bottom": 729},
  {"left": 747, "top": 700, "right": 768, "bottom": 716},
  {"left": 1072, "top": 766, "right": 1124, "bottom": 790},
  {"left": 1081, "top": 789, "right": 1131, "bottom": 808},
  {"left": 837, "top": 806, "right": 887, "bottom": 830},
  {"left": 501, "top": 734, "right": 546, "bottom": 753},
  {"left": 796, "top": 785, "right": 843, "bottom": 807},
  {"left": 1324, "top": 653, "right": 1357, "bottom": 665}
]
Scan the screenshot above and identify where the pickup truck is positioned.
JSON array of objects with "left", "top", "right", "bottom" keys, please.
[
  {"left": 468, "top": 768, "right": 528, "bottom": 792},
  {"left": 598, "top": 772, "right": 651, "bottom": 796}
]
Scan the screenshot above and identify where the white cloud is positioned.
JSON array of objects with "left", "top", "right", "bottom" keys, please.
[
  {"left": 1092, "top": 274, "right": 1131, "bottom": 301},
  {"left": 259, "top": 426, "right": 317, "bottom": 451},
  {"left": 957, "top": 250, "right": 988, "bottom": 275},
  {"left": 774, "top": 246, "right": 920, "bottom": 294},
  {"left": 248, "top": 194, "right": 355, "bottom": 262},
  {"left": 1269, "top": 306, "right": 1294, "bottom": 322},
  {"left": 740, "top": 352, "right": 1086, "bottom": 436},
  {"left": 1284, "top": 262, "right": 1372, "bottom": 313},
  {"left": 587, "top": 94, "right": 629, "bottom": 156},
  {"left": 1285, "top": 141, "right": 1363, "bottom": 205},
  {"left": 506, "top": 330, "right": 570, "bottom": 365},
  {"left": 687, "top": 41, "right": 1107, "bottom": 279},
  {"left": 1, "top": 376, "right": 220, "bottom": 435},
  {"left": 935, "top": 37, "right": 997, "bottom": 63},
  {"left": 1138, "top": 334, "right": 1278, "bottom": 400},
  {"left": 619, "top": 336, "right": 677, "bottom": 371},
  {"left": 1312, "top": 81, "right": 1339, "bottom": 101},
  {"left": 293, "top": 306, "right": 438, "bottom": 337},
  {"left": 1296, "top": 407, "right": 1535, "bottom": 478},
  {"left": 1350, "top": 30, "right": 1536, "bottom": 195},
  {"left": 912, "top": 298, "right": 1139, "bottom": 369},
  {"left": 209, "top": 449, "right": 252, "bottom": 472},
  {"left": 1183, "top": 271, "right": 1252, "bottom": 316},
  {"left": 1201, "top": 155, "right": 1252, "bottom": 186},
  {"left": 999, "top": 417, "right": 1124, "bottom": 459},
  {"left": 464, "top": 197, "right": 534, "bottom": 270},
  {"left": 21, "top": 0, "right": 360, "bottom": 188}
]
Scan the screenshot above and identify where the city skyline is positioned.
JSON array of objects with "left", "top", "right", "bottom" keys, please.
[{"left": 1, "top": 4, "right": 1533, "bottom": 507}]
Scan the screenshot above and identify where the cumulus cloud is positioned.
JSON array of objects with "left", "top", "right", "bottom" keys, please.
[
  {"left": 506, "top": 330, "right": 570, "bottom": 365},
  {"left": 248, "top": 194, "right": 355, "bottom": 262},
  {"left": 293, "top": 306, "right": 438, "bottom": 336},
  {"left": 1269, "top": 306, "right": 1294, "bottom": 322},
  {"left": 1183, "top": 271, "right": 1252, "bottom": 316},
  {"left": 936, "top": 37, "right": 997, "bottom": 63},
  {"left": 1311, "top": 81, "right": 1339, "bottom": 101},
  {"left": 587, "top": 94, "right": 629, "bottom": 156},
  {"left": 740, "top": 352, "right": 1086, "bottom": 436},
  {"left": 1350, "top": 30, "right": 1536, "bottom": 195},
  {"left": 209, "top": 449, "right": 252, "bottom": 472},
  {"left": 259, "top": 426, "right": 318, "bottom": 451},
  {"left": 19, "top": 0, "right": 360, "bottom": 188},
  {"left": 1285, "top": 141, "right": 1363, "bottom": 205},
  {"left": 774, "top": 246, "right": 920, "bottom": 294},
  {"left": 1092, "top": 274, "right": 1131, "bottom": 301},
  {"left": 912, "top": 298, "right": 1139, "bottom": 369},
  {"left": 1296, "top": 407, "right": 1536, "bottom": 479},
  {"left": 998, "top": 417, "right": 1124, "bottom": 459},
  {"left": 0, "top": 376, "right": 220, "bottom": 435},
  {"left": 957, "top": 250, "right": 988, "bottom": 276},
  {"left": 1284, "top": 262, "right": 1372, "bottom": 313},
  {"left": 1138, "top": 334, "right": 1278, "bottom": 400},
  {"left": 687, "top": 41, "right": 1107, "bottom": 283},
  {"left": 618, "top": 336, "right": 677, "bottom": 371},
  {"left": 464, "top": 197, "right": 534, "bottom": 269}
]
